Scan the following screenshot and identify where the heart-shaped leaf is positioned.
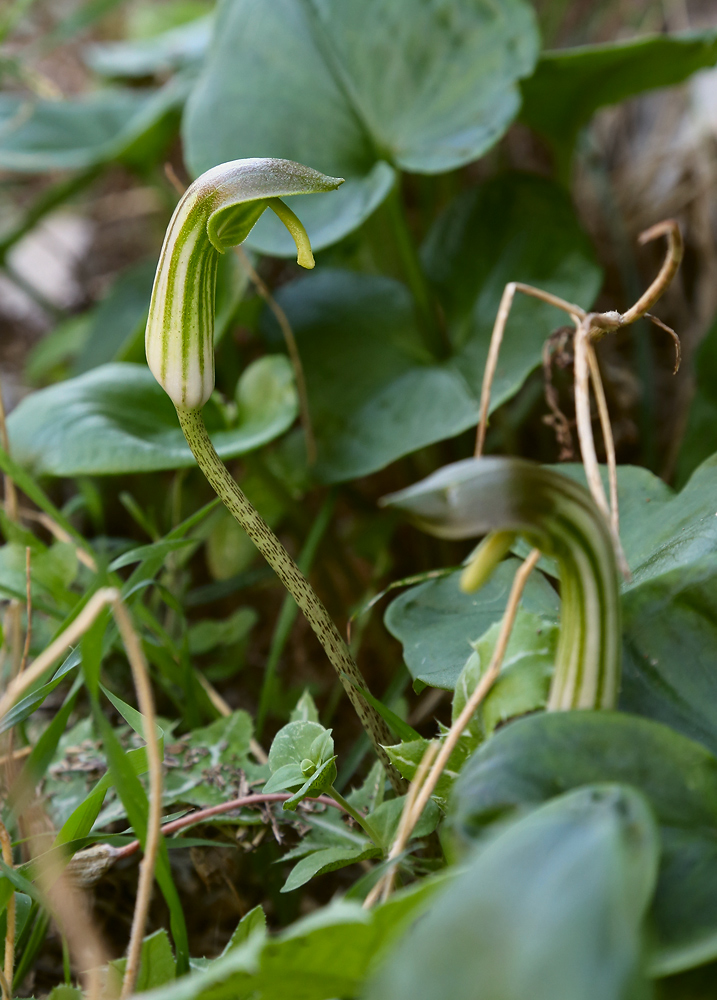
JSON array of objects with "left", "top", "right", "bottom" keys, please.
[
  {"left": 183, "top": 0, "right": 539, "bottom": 254},
  {"left": 267, "top": 173, "right": 601, "bottom": 481},
  {"left": 0, "top": 79, "right": 187, "bottom": 172},
  {"left": 368, "top": 784, "right": 658, "bottom": 1000},
  {"left": 384, "top": 557, "right": 559, "bottom": 690},
  {"left": 6, "top": 357, "right": 298, "bottom": 476},
  {"left": 450, "top": 711, "right": 717, "bottom": 976}
]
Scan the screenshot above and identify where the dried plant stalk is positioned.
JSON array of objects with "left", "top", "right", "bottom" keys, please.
[
  {"left": 474, "top": 221, "right": 684, "bottom": 577},
  {"left": 366, "top": 549, "right": 541, "bottom": 907},
  {"left": 0, "top": 822, "right": 15, "bottom": 1000}
]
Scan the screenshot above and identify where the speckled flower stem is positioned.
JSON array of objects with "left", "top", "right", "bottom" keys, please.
[{"left": 176, "top": 405, "right": 405, "bottom": 794}]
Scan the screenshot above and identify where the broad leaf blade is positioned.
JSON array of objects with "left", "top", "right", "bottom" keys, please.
[
  {"left": 183, "top": 0, "right": 539, "bottom": 253},
  {"left": 7, "top": 358, "right": 297, "bottom": 476},
  {"left": 367, "top": 785, "right": 658, "bottom": 1000}
]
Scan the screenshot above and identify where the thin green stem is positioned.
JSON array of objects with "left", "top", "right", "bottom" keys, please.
[
  {"left": 175, "top": 405, "right": 405, "bottom": 793},
  {"left": 328, "top": 786, "right": 382, "bottom": 849},
  {"left": 384, "top": 186, "right": 446, "bottom": 358}
]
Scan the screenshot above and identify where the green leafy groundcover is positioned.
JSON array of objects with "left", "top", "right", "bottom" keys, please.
[{"left": 6, "top": 357, "right": 298, "bottom": 475}]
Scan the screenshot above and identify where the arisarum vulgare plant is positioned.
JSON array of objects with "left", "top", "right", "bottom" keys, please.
[
  {"left": 382, "top": 457, "right": 621, "bottom": 711},
  {"left": 145, "top": 157, "right": 404, "bottom": 791}
]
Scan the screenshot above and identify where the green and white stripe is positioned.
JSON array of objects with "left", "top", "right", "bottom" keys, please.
[
  {"left": 381, "top": 457, "right": 621, "bottom": 711},
  {"left": 145, "top": 158, "right": 343, "bottom": 409}
]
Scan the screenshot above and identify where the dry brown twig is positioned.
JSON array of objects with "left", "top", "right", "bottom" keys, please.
[
  {"left": 18, "top": 547, "right": 32, "bottom": 676},
  {"left": 0, "top": 589, "right": 162, "bottom": 997},
  {"left": 17, "top": 507, "right": 97, "bottom": 572},
  {"left": 112, "top": 601, "right": 162, "bottom": 1000},
  {"left": 0, "top": 821, "right": 15, "bottom": 1000},
  {"left": 364, "top": 549, "right": 542, "bottom": 908},
  {"left": 475, "top": 220, "right": 684, "bottom": 578}
]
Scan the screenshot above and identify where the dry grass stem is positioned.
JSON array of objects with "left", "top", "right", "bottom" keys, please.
[
  {"left": 474, "top": 221, "right": 683, "bottom": 578},
  {"left": 363, "top": 740, "right": 440, "bottom": 910},
  {"left": 0, "top": 821, "right": 15, "bottom": 999},
  {"left": 234, "top": 245, "right": 317, "bottom": 465},
  {"left": 475, "top": 282, "right": 585, "bottom": 457},
  {"left": 0, "top": 746, "right": 31, "bottom": 768},
  {"left": 111, "top": 600, "right": 163, "bottom": 1000},
  {"left": 586, "top": 345, "right": 619, "bottom": 535},
  {"left": 366, "top": 549, "right": 541, "bottom": 908},
  {"left": 622, "top": 220, "right": 684, "bottom": 324},
  {"left": 40, "top": 867, "right": 108, "bottom": 1000},
  {"left": 18, "top": 508, "right": 97, "bottom": 571},
  {"left": 18, "top": 547, "right": 32, "bottom": 676},
  {"left": 0, "top": 587, "right": 119, "bottom": 724}
]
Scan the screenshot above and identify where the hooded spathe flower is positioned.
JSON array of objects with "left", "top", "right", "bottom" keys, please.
[{"left": 145, "top": 157, "right": 343, "bottom": 409}]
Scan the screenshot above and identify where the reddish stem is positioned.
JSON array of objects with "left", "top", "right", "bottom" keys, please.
[{"left": 114, "top": 793, "right": 342, "bottom": 860}]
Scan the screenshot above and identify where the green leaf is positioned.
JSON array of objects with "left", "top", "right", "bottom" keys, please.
[
  {"left": 267, "top": 721, "right": 334, "bottom": 772},
  {"left": 7, "top": 357, "right": 298, "bottom": 476},
  {"left": 0, "top": 79, "right": 186, "bottom": 172},
  {"left": 289, "top": 690, "right": 320, "bottom": 724},
  {"left": 110, "top": 538, "right": 195, "bottom": 572},
  {"left": 85, "top": 15, "right": 212, "bottom": 78},
  {"left": 453, "top": 609, "right": 558, "bottom": 738},
  {"left": 367, "top": 785, "right": 658, "bottom": 1000},
  {"left": 269, "top": 174, "right": 601, "bottom": 481},
  {"left": 138, "top": 875, "right": 447, "bottom": 1000},
  {"left": 385, "top": 736, "right": 474, "bottom": 808},
  {"left": 109, "top": 929, "right": 177, "bottom": 993},
  {"left": 0, "top": 541, "right": 78, "bottom": 606},
  {"left": 0, "top": 446, "right": 88, "bottom": 550},
  {"left": 74, "top": 259, "right": 157, "bottom": 373},
  {"left": 450, "top": 711, "right": 717, "bottom": 976},
  {"left": 385, "top": 558, "right": 559, "bottom": 690},
  {"left": 187, "top": 607, "right": 257, "bottom": 655},
  {"left": 368, "top": 795, "right": 440, "bottom": 851},
  {"left": 674, "top": 316, "right": 717, "bottom": 488},
  {"left": 101, "top": 686, "right": 164, "bottom": 744},
  {"left": 183, "top": 0, "right": 539, "bottom": 254},
  {"left": 342, "top": 676, "right": 420, "bottom": 743},
  {"left": 46, "top": 987, "right": 83, "bottom": 1000},
  {"left": 222, "top": 906, "right": 267, "bottom": 956},
  {"left": 281, "top": 844, "right": 381, "bottom": 893},
  {"left": 8, "top": 683, "right": 80, "bottom": 814},
  {"left": 93, "top": 704, "right": 189, "bottom": 971},
  {"left": 520, "top": 31, "right": 717, "bottom": 175}
]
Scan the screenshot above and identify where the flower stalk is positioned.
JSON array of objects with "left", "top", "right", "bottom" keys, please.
[{"left": 147, "top": 158, "right": 404, "bottom": 792}]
